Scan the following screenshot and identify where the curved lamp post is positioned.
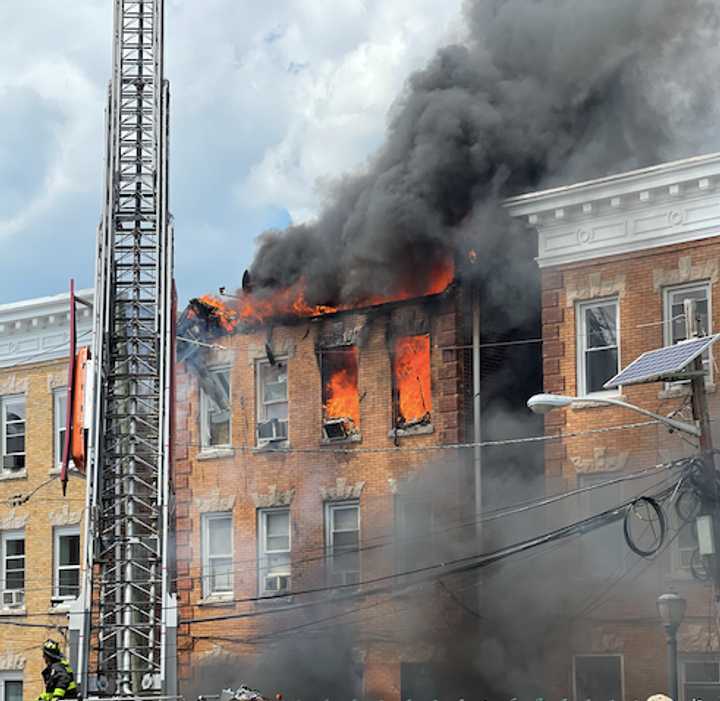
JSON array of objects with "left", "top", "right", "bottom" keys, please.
[
  {"left": 526, "top": 393, "right": 701, "bottom": 437},
  {"left": 657, "top": 592, "right": 687, "bottom": 700}
]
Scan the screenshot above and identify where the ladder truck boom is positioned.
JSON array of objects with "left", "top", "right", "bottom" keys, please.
[{"left": 70, "top": 1, "right": 177, "bottom": 697}]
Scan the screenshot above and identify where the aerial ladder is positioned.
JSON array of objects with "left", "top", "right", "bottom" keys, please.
[{"left": 68, "top": 0, "right": 177, "bottom": 697}]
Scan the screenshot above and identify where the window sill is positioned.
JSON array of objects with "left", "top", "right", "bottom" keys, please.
[
  {"left": 570, "top": 395, "right": 625, "bottom": 410},
  {"left": 48, "top": 466, "right": 83, "bottom": 477},
  {"left": 387, "top": 423, "right": 434, "bottom": 438},
  {"left": 0, "top": 608, "right": 26, "bottom": 617},
  {"left": 48, "top": 601, "right": 75, "bottom": 614},
  {"left": 255, "top": 593, "right": 293, "bottom": 607},
  {"left": 321, "top": 433, "right": 361, "bottom": 446},
  {"left": 197, "top": 593, "right": 234, "bottom": 607},
  {"left": 0, "top": 470, "right": 27, "bottom": 482},
  {"left": 196, "top": 447, "right": 235, "bottom": 461},
  {"left": 252, "top": 441, "right": 290, "bottom": 454},
  {"left": 658, "top": 383, "right": 716, "bottom": 400}
]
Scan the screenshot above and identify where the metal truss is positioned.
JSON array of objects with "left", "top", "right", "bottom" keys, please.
[{"left": 76, "top": 1, "right": 175, "bottom": 697}]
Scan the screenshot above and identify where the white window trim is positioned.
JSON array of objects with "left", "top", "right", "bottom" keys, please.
[
  {"left": 576, "top": 297, "right": 620, "bottom": 397},
  {"left": 669, "top": 515, "right": 697, "bottom": 580},
  {"left": 53, "top": 526, "right": 80, "bottom": 603},
  {"left": 680, "top": 653, "right": 720, "bottom": 701},
  {"left": 0, "top": 395, "right": 25, "bottom": 473},
  {"left": 255, "top": 358, "right": 289, "bottom": 447},
  {"left": 201, "top": 512, "right": 233, "bottom": 599},
  {"left": 663, "top": 280, "right": 713, "bottom": 384},
  {"left": 53, "top": 388, "right": 73, "bottom": 470},
  {"left": 0, "top": 530, "right": 24, "bottom": 600},
  {"left": 200, "top": 367, "right": 232, "bottom": 450},
  {"left": 0, "top": 674, "right": 23, "bottom": 701},
  {"left": 572, "top": 653, "right": 625, "bottom": 701},
  {"left": 325, "top": 501, "right": 361, "bottom": 584},
  {"left": 257, "top": 508, "right": 291, "bottom": 596}
]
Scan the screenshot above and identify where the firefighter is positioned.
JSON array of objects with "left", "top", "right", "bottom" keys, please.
[{"left": 38, "top": 640, "right": 79, "bottom": 701}]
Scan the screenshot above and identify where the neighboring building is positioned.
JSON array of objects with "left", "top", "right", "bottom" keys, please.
[
  {"left": 174, "top": 284, "right": 484, "bottom": 699},
  {"left": 0, "top": 291, "right": 92, "bottom": 700},
  {"left": 506, "top": 152, "right": 720, "bottom": 701}
]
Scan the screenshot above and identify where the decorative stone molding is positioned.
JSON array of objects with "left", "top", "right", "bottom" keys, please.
[
  {"left": 195, "top": 491, "right": 236, "bottom": 513},
  {"left": 590, "top": 629, "right": 624, "bottom": 653},
  {"left": 47, "top": 370, "right": 68, "bottom": 391},
  {"left": 252, "top": 485, "right": 295, "bottom": 508},
  {"left": 570, "top": 447, "right": 629, "bottom": 474},
  {"left": 0, "top": 511, "right": 28, "bottom": 530},
  {"left": 317, "top": 318, "right": 368, "bottom": 349},
  {"left": 320, "top": 478, "right": 365, "bottom": 501},
  {"left": 49, "top": 503, "right": 82, "bottom": 526},
  {"left": 653, "top": 255, "right": 719, "bottom": 290},
  {"left": 246, "top": 340, "right": 296, "bottom": 366},
  {"left": 0, "top": 375, "right": 28, "bottom": 396},
  {"left": 678, "top": 622, "right": 719, "bottom": 652},
  {"left": 197, "top": 644, "right": 234, "bottom": 661},
  {"left": 566, "top": 273, "right": 626, "bottom": 306},
  {"left": 0, "top": 652, "right": 26, "bottom": 671}
]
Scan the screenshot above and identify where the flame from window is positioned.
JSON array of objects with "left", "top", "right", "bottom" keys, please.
[
  {"left": 323, "top": 347, "right": 360, "bottom": 430},
  {"left": 393, "top": 335, "right": 432, "bottom": 426}
]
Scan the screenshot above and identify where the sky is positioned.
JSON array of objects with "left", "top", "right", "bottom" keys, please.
[{"left": 0, "top": 0, "right": 463, "bottom": 305}]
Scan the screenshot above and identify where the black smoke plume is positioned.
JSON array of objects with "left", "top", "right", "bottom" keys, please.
[{"left": 247, "top": 0, "right": 720, "bottom": 310}]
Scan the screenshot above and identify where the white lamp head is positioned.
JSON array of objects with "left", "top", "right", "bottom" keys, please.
[{"left": 526, "top": 393, "right": 575, "bottom": 415}]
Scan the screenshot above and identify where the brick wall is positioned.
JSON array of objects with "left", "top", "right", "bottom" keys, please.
[{"left": 175, "top": 291, "right": 468, "bottom": 699}]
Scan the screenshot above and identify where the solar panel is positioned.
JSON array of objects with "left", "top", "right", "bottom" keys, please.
[{"left": 603, "top": 334, "right": 720, "bottom": 389}]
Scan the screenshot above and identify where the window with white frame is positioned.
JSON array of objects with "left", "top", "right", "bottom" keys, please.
[
  {"left": 1, "top": 531, "right": 24, "bottom": 607},
  {"left": 1, "top": 396, "right": 25, "bottom": 471},
  {"left": 671, "top": 517, "right": 698, "bottom": 578},
  {"left": 664, "top": 282, "right": 712, "bottom": 381},
  {"left": 325, "top": 502, "right": 360, "bottom": 586},
  {"left": 256, "top": 360, "right": 288, "bottom": 445},
  {"left": 54, "top": 388, "right": 74, "bottom": 469},
  {"left": 0, "top": 675, "right": 22, "bottom": 701},
  {"left": 53, "top": 527, "right": 80, "bottom": 602},
  {"left": 682, "top": 655, "right": 720, "bottom": 701},
  {"left": 258, "top": 508, "right": 291, "bottom": 596},
  {"left": 574, "top": 655, "right": 623, "bottom": 701},
  {"left": 201, "top": 513, "right": 233, "bottom": 597},
  {"left": 577, "top": 299, "right": 619, "bottom": 395},
  {"left": 200, "top": 368, "right": 231, "bottom": 449},
  {"left": 577, "top": 474, "right": 625, "bottom": 577}
]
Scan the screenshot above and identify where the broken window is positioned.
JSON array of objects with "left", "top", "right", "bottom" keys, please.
[
  {"left": 256, "top": 360, "right": 288, "bottom": 445},
  {"left": 325, "top": 501, "right": 360, "bottom": 585},
  {"left": 321, "top": 346, "right": 360, "bottom": 440},
  {"left": 258, "top": 508, "right": 291, "bottom": 596},
  {"left": 392, "top": 335, "right": 432, "bottom": 429},
  {"left": 200, "top": 367, "right": 231, "bottom": 448},
  {"left": 1, "top": 396, "right": 25, "bottom": 471},
  {"left": 665, "top": 282, "right": 712, "bottom": 383},
  {"left": 577, "top": 299, "right": 619, "bottom": 395}
]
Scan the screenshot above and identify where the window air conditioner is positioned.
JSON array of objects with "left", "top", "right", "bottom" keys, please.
[
  {"left": 264, "top": 574, "right": 290, "bottom": 594},
  {"left": 256, "top": 419, "right": 287, "bottom": 442},
  {"left": 323, "top": 419, "right": 348, "bottom": 441},
  {"left": 2, "top": 589, "right": 24, "bottom": 608}
]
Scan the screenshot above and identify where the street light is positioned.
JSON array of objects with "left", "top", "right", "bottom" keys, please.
[
  {"left": 657, "top": 592, "right": 687, "bottom": 700},
  {"left": 526, "top": 393, "right": 701, "bottom": 437}
]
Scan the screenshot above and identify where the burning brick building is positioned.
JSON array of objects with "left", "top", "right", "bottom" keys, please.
[
  {"left": 173, "top": 262, "right": 508, "bottom": 699},
  {"left": 506, "top": 152, "right": 720, "bottom": 701}
]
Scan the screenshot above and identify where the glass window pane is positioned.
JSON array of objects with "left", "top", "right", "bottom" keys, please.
[
  {"left": 266, "top": 511, "right": 289, "bottom": 537},
  {"left": 586, "top": 305, "right": 617, "bottom": 348},
  {"left": 685, "top": 661, "right": 719, "bottom": 682},
  {"left": 670, "top": 288, "right": 710, "bottom": 341},
  {"left": 267, "top": 535, "right": 290, "bottom": 552},
  {"left": 209, "top": 517, "right": 232, "bottom": 555},
  {"left": 5, "top": 400, "right": 25, "bottom": 421},
  {"left": 5, "top": 424, "right": 24, "bottom": 437},
  {"left": 60, "top": 535, "right": 80, "bottom": 566},
  {"left": 333, "top": 531, "right": 359, "bottom": 549},
  {"left": 333, "top": 507, "right": 358, "bottom": 531},
  {"left": 586, "top": 348, "right": 618, "bottom": 393},
  {"left": 5, "top": 437, "right": 24, "bottom": 455},
  {"left": 264, "top": 381, "right": 287, "bottom": 403},
  {"left": 5, "top": 681, "right": 22, "bottom": 701},
  {"left": 59, "top": 569, "right": 80, "bottom": 597},
  {"left": 265, "top": 404, "right": 288, "bottom": 421},
  {"left": 5, "top": 569, "right": 24, "bottom": 590},
  {"left": 210, "top": 558, "right": 232, "bottom": 591},
  {"left": 6, "top": 540, "right": 23, "bottom": 557}
]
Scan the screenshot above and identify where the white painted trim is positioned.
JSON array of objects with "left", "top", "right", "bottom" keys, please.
[
  {"left": 0, "top": 673, "right": 23, "bottom": 701},
  {"left": 53, "top": 526, "right": 80, "bottom": 603},
  {"left": 257, "top": 507, "right": 291, "bottom": 596},
  {"left": 201, "top": 512, "right": 233, "bottom": 598},
  {"left": 575, "top": 297, "right": 620, "bottom": 397},
  {"left": 324, "top": 501, "right": 361, "bottom": 585},
  {"left": 199, "top": 366, "right": 232, "bottom": 450}
]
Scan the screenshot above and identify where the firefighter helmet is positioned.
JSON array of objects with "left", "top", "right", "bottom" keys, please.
[{"left": 42, "top": 639, "right": 63, "bottom": 661}]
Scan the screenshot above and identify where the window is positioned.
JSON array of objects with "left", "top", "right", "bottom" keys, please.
[
  {"left": 664, "top": 282, "right": 712, "bottom": 381},
  {"left": 325, "top": 502, "right": 360, "bottom": 585},
  {"left": 201, "top": 513, "right": 233, "bottom": 597},
  {"left": 258, "top": 508, "right": 291, "bottom": 596},
  {"left": 392, "top": 336, "right": 432, "bottom": 429},
  {"left": 0, "top": 676, "right": 22, "bottom": 701},
  {"left": 671, "top": 517, "right": 698, "bottom": 578},
  {"left": 256, "top": 360, "right": 288, "bottom": 445},
  {"left": 1, "top": 396, "right": 25, "bottom": 471},
  {"left": 574, "top": 655, "right": 623, "bottom": 701},
  {"left": 54, "top": 388, "right": 71, "bottom": 468},
  {"left": 54, "top": 527, "right": 80, "bottom": 602},
  {"left": 577, "top": 474, "right": 624, "bottom": 577},
  {"left": 200, "top": 368, "right": 231, "bottom": 448},
  {"left": 682, "top": 656, "right": 720, "bottom": 701},
  {"left": 577, "top": 299, "right": 619, "bottom": 395},
  {"left": 1, "top": 531, "right": 24, "bottom": 606}
]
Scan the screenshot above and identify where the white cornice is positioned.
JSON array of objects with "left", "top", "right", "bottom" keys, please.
[
  {"left": 0, "top": 289, "right": 94, "bottom": 368},
  {"left": 504, "top": 153, "right": 720, "bottom": 268}
]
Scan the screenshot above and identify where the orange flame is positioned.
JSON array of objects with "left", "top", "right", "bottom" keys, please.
[
  {"left": 236, "top": 257, "right": 454, "bottom": 324},
  {"left": 323, "top": 347, "right": 360, "bottom": 430},
  {"left": 192, "top": 294, "right": 239, "bottom": 333},
  {"left": 393, "top": 335, "right": 432, "bottom": 426}
]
